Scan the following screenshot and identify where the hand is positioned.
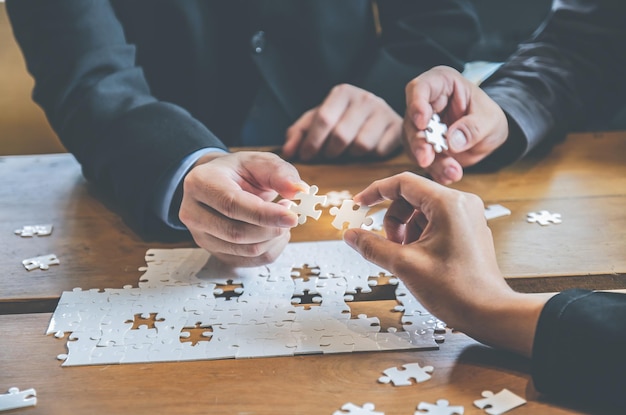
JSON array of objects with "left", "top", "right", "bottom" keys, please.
[
  {"left": 179, "top": 151, "right": 304, "bottom": 267},
  {"left": 343, "top": 172, "right": 551, "bottom": 357},
  {"left": 282, "top": 84, "right": 402, "bottom": 161},
  {"left": 404, "top": 66, "right": 509, "bottom": 184}
]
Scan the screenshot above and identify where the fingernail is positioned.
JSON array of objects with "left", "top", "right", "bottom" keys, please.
[
  {"left": 343, "top": 229, "right": 357, "bottom": 248},
  {"left": 450, "top": 130, "right": 467, "bottom": 150},
  {"left": 444, "top": 166, "right": 457, "bottom": 181},
  {"left": 280, "top": 212, "right": 298, "bottom": 227}
]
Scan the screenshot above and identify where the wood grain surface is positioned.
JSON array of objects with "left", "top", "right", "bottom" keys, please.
[{"left": 1, "top": 132, "right": 624, "bottom": 414}]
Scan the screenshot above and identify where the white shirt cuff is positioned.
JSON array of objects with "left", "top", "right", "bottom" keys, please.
[{"left": 152, "top": 147, "right": 227, "bottom": 230}]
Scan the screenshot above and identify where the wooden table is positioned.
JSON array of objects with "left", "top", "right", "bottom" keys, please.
[{"left": 1, "top": 132, "right": 625, "bottom": 414}]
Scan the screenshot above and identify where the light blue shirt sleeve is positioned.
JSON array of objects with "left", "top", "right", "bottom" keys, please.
[{"left": 152, "top": 147, "right": 228, "bottom": 230}]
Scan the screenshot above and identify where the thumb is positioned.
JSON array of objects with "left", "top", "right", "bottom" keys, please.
[
  {"left": 447, "top": 114, "right": 484, "bottom": 153},
  {"left": 343, "top": 228, "right": 402, "bottom": 273}
]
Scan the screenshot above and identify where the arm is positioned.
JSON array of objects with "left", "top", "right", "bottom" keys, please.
[
  {"left": 342, "top": 172, "right": 549, "bottom": 356},
  {"left": 343, "top": 172, "right": 626, "bottom": 407},
  {"left": 7, "top": 0, "right": 227, "bottom": 235},
  {"left": 404, "top": 0, "right": 626, "bottom": 183},
  {"left": 532, "top": 289, "right": 626, "bottom": 408},
  {"left": 480, "top": 0, "right": 626, "bottom": 167}
]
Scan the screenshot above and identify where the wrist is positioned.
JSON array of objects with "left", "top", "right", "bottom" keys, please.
[
  {"left": 467, "top": 292, "right": 552, "bottom": 358},
  {"left": 195, "top": 151, "right": 228, "bottom": 167}
]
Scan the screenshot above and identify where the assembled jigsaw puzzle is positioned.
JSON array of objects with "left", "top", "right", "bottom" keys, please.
[{"left": 48, "top": 241, "right": 444, "bottom": 366}]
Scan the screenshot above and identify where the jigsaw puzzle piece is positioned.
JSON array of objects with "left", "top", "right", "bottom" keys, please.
[
  {"left": 416, "top": 399, "right": 464, "bottom": 415},
  {"left": 22, "top": 253, "right": 59, "bottom": 270},
  {"left": 378, "top": 362, "right": 434, "bottom": 386},
  {"left": 473, "top": 389, "right": 526, "bottom": 415},
  {"left": 0, "top": 387, "right": 37, "bottom": 411},
  {"left": 322, "top": 190, "right": 353, "bottom": 207},
  {"left": 526, "top": 210, "right": 562, "bottom": 226},
  {"left": 484, "top": 204, "right": 511, "bottom": 221},
  {"left": 289, "top": 184, "right": 327, "bottom": 224},
  {"left": 333, "top": 402, "right": 384, "bottom": 415},
  {"left": 14, "top": 223, "right": 53, "bottom": 237},
  {"left": 329, "top": 200, "right": 373, "bottom": 230},
  {"left": 425, "top": 113, "right": 449, "bottom": 153}
]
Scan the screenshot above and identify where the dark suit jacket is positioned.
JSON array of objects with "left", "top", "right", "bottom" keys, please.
[
  {"left": 7, "top": 0, "right": 480, "bottom": 237},
  {"left": 480, "top": 0, "right": 626, "bottom": 170},
  {"left": 533, "top": 289, "right": 626, "bottom": 410}
]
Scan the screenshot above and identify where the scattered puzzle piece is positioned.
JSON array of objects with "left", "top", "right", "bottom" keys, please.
[
  {"left": 416, "top": 399, "right": 464, "bottom": 415},
  {"left": 378, "top": 362, "right": 434, "bottom": 386},
  {"left": 333, "top": 402, "right": 384, "bottom": 415},
  {"left": 425, "top": 114, "right": 449, "bottom": 153},
  {"left": 22, "top": 253, "right": 60, "bottom": 271},
  {"left": 526, "top": 210, "right": 561, "bottom": 226},
  {"left": 484, "top": 204, "right": 511, "bottom": 221},
  {"left": 14, "top": 224, "right": 53, "bottom": 237},
  {"left": 323, "top": 190, "right": 353, "bottom": 207},
  {"left": 290, "top": 185, "right": 327, "bottom": 224},
  {"left": 0, "top": 387, "right": 37, "bottom": 411},
  {"left": 473, "top": 389, "right": 526, "bottom": 415},
  {"left": 329, "top": 200, "right": 373, "bottom": 230}
]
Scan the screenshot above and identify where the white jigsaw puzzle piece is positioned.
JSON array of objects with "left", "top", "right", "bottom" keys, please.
[
  {"left": 416, "top": 399, "right": 464, "bottom": 415},
  {"left": 378, "top": 362, "right": 434, "bottom": 386},
  {"left": 22, "top": 253, "right": 60, "bottom": 271},
  {"left": 14, "top": 224, "right": 53, "bottom": 237},
  {"left": 526, "top": 210, "right": 561, "bottom": 226},
  {"left": 333, "top": 402, "right": 384, "bottom": 415},
  {"left": 425, "top": 114, "right": 449, "bottom": 153},
  {"left": 329, "top": 200, "right": 373, "bottom": 230},
  {"left": 0, "top": 387, "right": 37, "bottom": 411},
  {"left": 322, "top": 190, "right": 353, "bottom": 207},
  {"left": 473, "top": 389, "right": 526, "bottom": 415},
  {"left": 484, "top": 204, "right": 511, "bottom": 221},
  {"left": 289, "top": 185, "right": 327, "bottom": 224}
]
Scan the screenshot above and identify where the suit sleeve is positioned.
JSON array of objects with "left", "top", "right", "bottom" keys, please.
[
  {"left": 532, "top": 289, "right": 626, "bottom": 409},
  {"left": 479, "top": 0, "right": 626, "bottom": 169},
  {"left": 6, "top": 0, "right": 227, "bottom": 237}
]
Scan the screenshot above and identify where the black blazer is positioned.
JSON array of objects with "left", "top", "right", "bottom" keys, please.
[
  {"left": 480, "top": 0, "right": 626, "bottom": 170},
  {"left": 7, "top": 0, "right": 480, "bottom": 236}
]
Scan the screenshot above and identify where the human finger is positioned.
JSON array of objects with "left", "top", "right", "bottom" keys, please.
[
  {"left": 297, "top": 86, "right": 351, "bottom": 161},
  {"left": 198, "top": 231, "right": 292, "bottom": 267},
  {"left": 283, "top": 109, "right": 315, "bottom": 160}
]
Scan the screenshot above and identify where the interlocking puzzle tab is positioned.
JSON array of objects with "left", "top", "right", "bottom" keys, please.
[
  {"left": 14, "top": 224, "right": 53, "bottom": 237},
  {"left": 329, "top": 200, "right": 373, "bottom": 230},
  {"left": 290, "top": 185, "right": 327, "bottom": 224},
  {"left": 473, "top": 389, "right": 526, "bottom": 415},
  {"left": 22, "top": 253, "right": 60, "bottom": 271},
  {"left": 378, "top": 362, "right": 434, "bottom": 386},
  {"left": 0, "top": 387, "right": 37, "bottom": 411},
  {"left": 416, "top": 399, "right": 464, "bottom": 415},
  {"left": 526, "top": 210, "right": 561, "bottom": 226},
  {"left": 425, "top": 114, "right": 449, "bottom": 153}
]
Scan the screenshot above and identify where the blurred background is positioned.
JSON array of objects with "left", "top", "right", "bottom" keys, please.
[{"left": 0, "top": 1, "right": 555, "bottom": 155}]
